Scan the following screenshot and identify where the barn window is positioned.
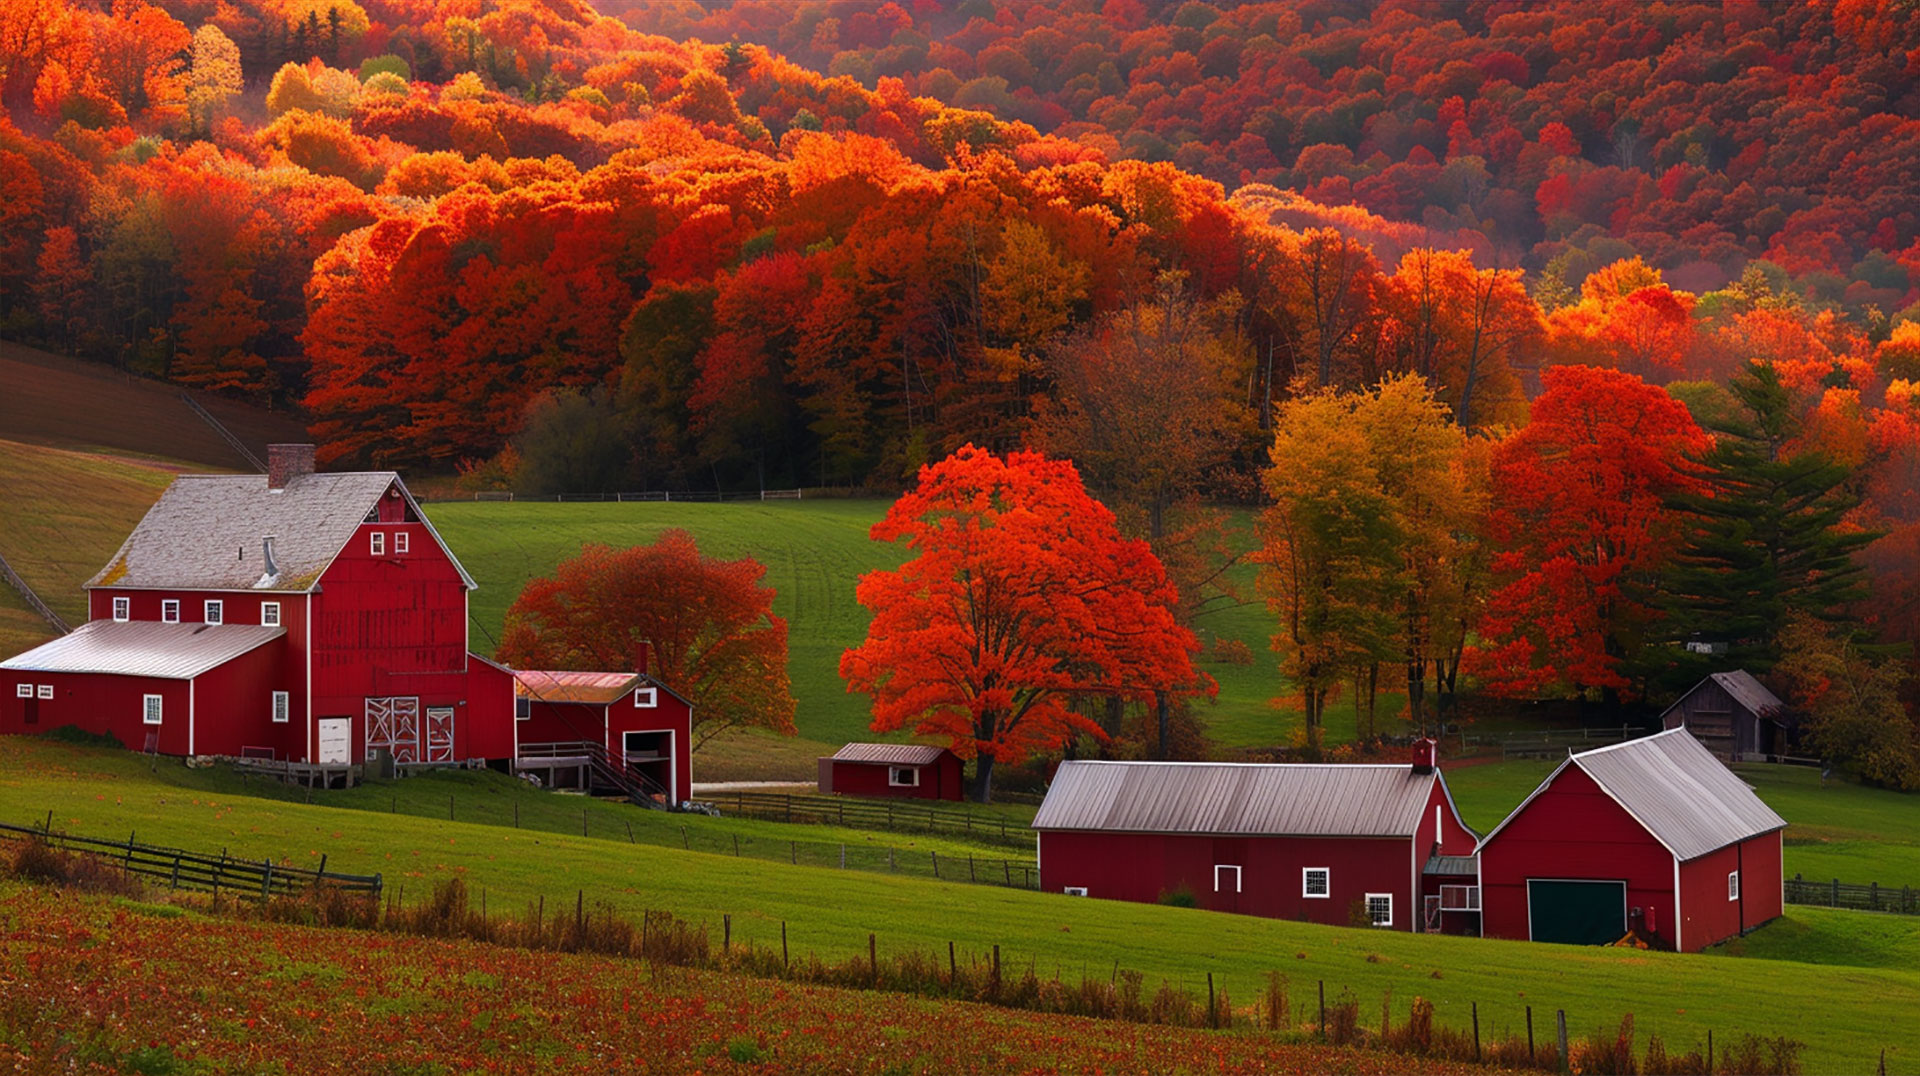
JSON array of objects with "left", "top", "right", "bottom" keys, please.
[
  {"left": 1214, "top": 864, "right": 1242, "bottom": 893},
  {"left": 515, "top": 697, "right": 531, "bottom": 721},
  {"left": 633, "top": 687, "right": 657, "bottom": 708},
  {"left": 1439, "top": 884, "right": 1480, "bottom": 912},
  {"left": 889, "top": 766, "right": 920, "bottom": 787},
  {"left": 142, "top": 695, "right": 163, "bottom": 725},
  {"left": 1728, "top": 871, "right": 1740, "bottom": 901},
  {"left": 261, "top": 602, "right": 281, "bottom": 627},
  {"left": 1303, "top": 867, "right": 1330, "bottom": 898},
  {"left": 370, "top": 532, "right": 386, "bottom": 556},
  {"left": 13, "top": 685, "right": 30, "bottom": 698},
  {"left": 1063, "top": 886, "right": 1088, "bottom": 897},
  {"left": 394, "top": 531, "right": 409, "bottom": 554},
  {"left": 271, "top": 691, "right": 290, "bottom": 724},
  {"left": 37, "top": 685, "right": 52, "bottom": 700},
  {"left": 162, "top": 600, "right": 180, "bottom": 624},
  {"left": 204, "top": 600, "right": 223, "bottom": 625},
  {"left": 112, "top": 597, "right": 130, "bottom": 622},
  {"left": 1366, "top": 893, "right": 1393, "bottom": 927}
]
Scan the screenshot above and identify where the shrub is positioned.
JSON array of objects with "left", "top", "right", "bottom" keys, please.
[
  {"left": 1211, "top": 638, "right": 1255, "bottom": 665},
  {"left": 41, "top": 724, "right": 124, "bottom": 749},
  {"left": 1157, "top": 885, "right": 1198, "bottom": 908},
  {"left": 1262, "top": 971, "right": 1289, "bottom": 1031},
  {"left": 6, "top": 837, "right": 142, "bottom": 895},
  {"left": 1326, "top": 987, "right": 1361, "bottom": 1046}
]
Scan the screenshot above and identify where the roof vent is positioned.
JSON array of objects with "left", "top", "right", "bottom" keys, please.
[
  {"left": 255, "top": 536, "right": 281, "bottom": 588},
  {"left": 267, "top": 444, "right": 316, "bottom": 490}
]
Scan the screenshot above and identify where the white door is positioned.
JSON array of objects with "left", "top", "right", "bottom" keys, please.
[{"left": 317, "top": 718, "right": 350, "bottom": 765}]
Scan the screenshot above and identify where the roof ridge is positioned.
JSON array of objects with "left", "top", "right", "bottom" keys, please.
[{"left": 1571, "top": 727, "right": 1683, "bottom": 759}]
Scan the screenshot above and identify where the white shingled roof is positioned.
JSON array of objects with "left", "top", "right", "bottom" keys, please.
[
  {"left": 85, "top": 471, "right": 474, "bottom": 592},
  {"left": 0, "top": 620, "right": 284, "bottom": 679},
  {"left": 1032, "top": 760, "right": 1443, "bottom": 837}
]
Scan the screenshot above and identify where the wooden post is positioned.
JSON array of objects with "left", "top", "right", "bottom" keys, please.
[
  {"left": 890, "top": 847, "right": 895, "bottom": 871},
  {"left": 43, "top": 809, "right": 52, "bottom": 834},
  {"left": 1708, "top": 1030, "right": 1713, "bottom": 1072},
  {"left": 931, "top": 851, "right": 939, "bottom": 879},
  {"left": 724, "top": 914, "right": 731, "bottom": 953},
  {"left": 583, "top": 808, "right": 589, "bottom": 837},
  {"left": 1526, "top": 1005, "right": 1534, "bottom": 1061},
  {"left": 790, "top": 840, "right": 796, "bottom": 865},
  {"left": 969, "top": 856, "right": 976, "bottom": 882},
  {"left": 449, "top": 795, "right": 455, "bottom": 821},
  {"left": 575, "top": 889, "right": 584, "bottom": 933},
  {"left": 261, "top": 858, "right": 274, "bottom": 899},
  {"left": 1472, "top": 1001, "right": 1480, "bottom": 1061},
  {"left": 869, "top": 932, "right": 878, "bottom": 983},
  {"left": 625, "top": 820, "right": 634, "bottom": 844},
  {"left": 1318, "top": 980, "right": 1326, "bottom": 1040},
  {"left": 949, "top": 940, "right": 957, "bottom": 983},
  {"left": 1003, "top": 861, "right": 1011, "bottom": 885},
  {"left": 992, "top": 944, "right": 1001, "bottom": 995},
  {"left": 733, "top": 835, "right": 740, "bottom": 857},
  {"left": 1207, "top": 972, "right": 1216, "bottom": 1029},
  {"left": 1833, "top": 878, "right": 1840, "bottom": 906},
  {"left": 1556, "top": 1010, "right": 1568, "bottom": 1074},
  {"left": 513, "top": 801, "right": 519, "bottom": 828},
  {"left": 786, "top": 795, "right": 792, "bottom": 823},
  {"left": 782, "top": 922, "right": 788, "bottom": 968},
  {"left": 681, "top": 826, "right": 689, "bottom": 850},
  {"left": 317, "top": 854, "right": 327, "bottom": 876}
]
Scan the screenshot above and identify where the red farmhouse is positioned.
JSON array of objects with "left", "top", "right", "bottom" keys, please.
[
  {"left": 818, "top": 743, "right": 963, "bottom": 801},
  {"left": 0, "top": 445, "right": 684, "bottom": 799},
  {"left": 513, "top": 670, "right": 692, "bottom": 803},
  {"left": 1476, "top": 728, "right": 1785, "bottom": 951},
  {"left": 1034, "top": 743, "right": 1477, "bottom": 931}
]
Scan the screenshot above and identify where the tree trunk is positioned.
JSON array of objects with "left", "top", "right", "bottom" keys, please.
[
  {"left": 1155, "top": 691, "right": 1170, "bottom": 759},
  {"left": 1406, "top": 659, "right": 1426, "bottom": 737},
  {"left": 970, "top": 753, "right": 996, "bottom": 804}
]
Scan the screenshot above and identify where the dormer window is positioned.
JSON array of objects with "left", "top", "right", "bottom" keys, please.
[
  {"left": 634, "top": 687, "right": 657, "bottom": 708},
  {"left": 394, "top": 531, "right": 409, "bottom": 554},
  {"left": 112, "top": 597, "right": 130, "bottom": 622},
  {"left": 204, "top": 600, "right": 223, "bottom": 625},
  {"left": 370, "top": 532, "right": 385, "bottom": 556},
  {"left": 161, "top": 600, "right": 180, "bottom": 624}
]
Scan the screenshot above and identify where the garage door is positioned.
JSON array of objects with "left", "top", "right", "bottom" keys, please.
[{"left": 1527, "top": 880, "right": 1626, "bottom": 945}]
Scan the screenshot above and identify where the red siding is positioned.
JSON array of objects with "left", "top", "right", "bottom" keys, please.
[
  {"left": 1041, "top": 830, "right": 1418, "bottom": 928},
  {"left": 828, "top": 756, "right": 964, "bottom": 801},
  {"left": 0, "top": 670, "right": 191, "bottom": 755},
  {"left": 1478, "top": 765, "right": 1678, "bottom": 948},
  {"left": 1418, "top": 775, "right": 1479, "bottom": 857},
  {"left": 463, "top": 658, "right": 517, "bottom": 762},
  {"left": 89, "top": 587, "right": 300, "bottom": 630},
  {"left": 187, "top": 638, "right": 294, "bottom": 758},
  {"left": 605, "top": 690, "right": 693, "bottom": 804},
  {"left": 1677, "top": 831, "right": 1782, "bottom": 951}
]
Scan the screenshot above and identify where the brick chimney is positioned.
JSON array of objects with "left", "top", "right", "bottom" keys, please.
[
  {"left": 1411, "top": 737, "right": 1437, "bottom": 774},
  {"left": 267, "top": 444, "right": 316, "bottom": 490}
]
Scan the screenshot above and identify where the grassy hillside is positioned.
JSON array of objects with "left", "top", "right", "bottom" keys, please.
[{"left": 2, "top": 738, "right": 1914, "bottom": 1074}]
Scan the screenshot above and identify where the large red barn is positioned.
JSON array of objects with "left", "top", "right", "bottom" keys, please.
[
  {"left": 1033, "top": 743, "right": 1478, "bottom": 931},
  {"left": 1475, "top": 728, "right": 1785, "bottom": 952}
]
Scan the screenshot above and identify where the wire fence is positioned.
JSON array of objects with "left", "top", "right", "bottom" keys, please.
[{"left": 714, "top": 791, "right": 1035, "bottom": 849}]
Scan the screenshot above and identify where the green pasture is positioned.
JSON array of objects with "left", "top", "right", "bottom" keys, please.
[{"left": 3, "top": 738, "right": 1917, "bottom": 1074}]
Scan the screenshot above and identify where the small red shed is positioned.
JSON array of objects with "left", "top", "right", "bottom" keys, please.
[
  {"left": 819, "top": 743, "right": 964, "bottom": 801},
  {"left": 512, "top": 670, "right": 692, "bottom": 804},
  {"left": 1033, "top": 743, "right": 1477, "bottom": 930},
  {"left": 1476, "top": 728, "right": 1786, "bottom": 952}
]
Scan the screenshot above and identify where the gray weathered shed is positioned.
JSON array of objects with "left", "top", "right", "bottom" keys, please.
[{"left": 1658, "top": 670, "right": 1787, "bottom": 762}]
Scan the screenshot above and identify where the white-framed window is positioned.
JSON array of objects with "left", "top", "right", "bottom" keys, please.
[
  {"left": 1728, "top": 871, "right": 1741, "bottom": 901},
  {"left": 1063, "top": 886, "right": 1088, "bottom": 897},
  {"left": 271, "top": 691, "right": 290, "bottom": 724},
  {"left": 1303, "top": 867, "right": 1330, "bottom": 898},
  {"left": 1366, "top": 893, "right": 1394, "bottom": 927},
  {"left": 633, "top": 687, "right": 657, "bottom": 708},
  {"left": 36, "top": 685, "right": 52, "bottom": 700},
  {"left": 14, "top": 684, "right": 32, "bottom": 698},
  {"left": 515, "top": 697, "right": 531, "bottom": 721},
  {"left": 112, "top": 596, "right": 130, "bottom": 622},
  {"left": 161, "top": 600, "right": 180, "bottom": 624},
  {"left": 1439, "top": 884, "right": 1480, "bottom": 912},
  {"left": 142, "top": 694, "right": 163, "bottom": 725},
  {"left": 394, "top": 531, "right": 409, "bottom": 554},
  {"left": 203, "top": 600, "right": 223, "bottom": 625},
  {"left": 370, "top": 531, "right": 385, "bottom": 556},
  {"left": 1215, "top": 864, "right": 1242, "bottom": 893},
  {"left": 888, "top": 766, "right": 920, "bottom": 787},
  {"left": 261, "top": 602, "right": 281, "bottom": 627}
]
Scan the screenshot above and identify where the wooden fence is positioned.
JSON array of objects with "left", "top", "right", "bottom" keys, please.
[
  {"left": 1784, "top": 874, "right": 1920, "bottom": 915},
  {"left": 1497, "top": 725, "right": 1650, "bottom": 759},
  {"left": 715, "top": 791, "right": 1033, "bottom": 847},
  {"left": 0, "top": 820, "right": 382, "bottom": 900}
]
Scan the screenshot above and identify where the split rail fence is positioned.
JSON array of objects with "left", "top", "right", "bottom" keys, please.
[
  {"left": 0, "top": 819, "right": 382, "bottom": 900},
  {"left": 1784, "top": 874, "right": 1920, "bottom": 915}
]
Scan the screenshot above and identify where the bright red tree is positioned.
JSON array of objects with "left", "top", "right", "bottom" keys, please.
[
  {"left": 497, "top": 530, "right": 797, "bottom": 751},
  {"left": 841, "top": 445, "right": 1210, "bottom": 802}
]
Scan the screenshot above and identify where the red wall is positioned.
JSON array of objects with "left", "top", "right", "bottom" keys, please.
[
  {"left": 1418, "top": 775, "right": 1479, "bottom": 856},
  {"left": 188, "top": 638, "right": 293, "bottom": 758},
  {"left": 1677, "top": 831, "right": 1782, "bottom": 951},
  {"left": 828, "top": 756, "right": 963, "bottom": 801},
  {"left": 605, "top": 690, "right": 693, "bottom": 804},
  {"left": 1479, "top": 764, "right": 1677, "bottom": 948},
  {"left": 1, "top": 670, "right": 191, "bottom": 755},
  {"left": 1040, "top": 830, "right": 1419, "bottom": 928},
  {"left": 89, "top": 588, "right": 297, "bottom": 630},
  {"left": 463, "top": 658, "right": 517, "bottom": 762}
]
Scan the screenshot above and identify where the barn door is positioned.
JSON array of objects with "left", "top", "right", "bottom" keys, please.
[
  {"left": 423, "top": 707, "right": 455, "bottom": 763},
  {"left": 366, "top": 697, "right": 421, "bottom": 764}
]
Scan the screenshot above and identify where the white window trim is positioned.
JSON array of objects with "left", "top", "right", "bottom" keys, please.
[
  {"left": 1214, "top": 864, "right": 1242, "bottom": 894},
  {"left": 203, "top": 600, "right": 223, "bottom": 625},
  {"left": 1303, "top": 867, "right": 1331, "bottom": 899},
  {"left": 161, "top": 600, "right": 180, "bottom": 624},
  {"left": 370, "top": 531, "right": 385, "bottom": 556},
  {"left": 112, "top": 597, "right": 130, "bottom": 622},
  {"left": 14, "top": 684, "right": 31, "bottom": 698},
  {"left": 633, "top": 687, "right": 657, "bottom": 708},
  {"left": 142, "top": 694, "right": 163, "bottom": 725},
  {"left": 1366, "top": 892, "right": 1394, "bottom": 927},
  {"left": 1728, "top": 870, "right": 1740, "bottom": 901},
  {"left": 261, "top": 602, "right": 281, "bottom": 627},
  {"left": 515, "top": 697, "right": 531, "bottom": 721},
  {"left": 888, "top": 766, "right": 920, "bottom": 787},
  {"left": 1063, "top": 886, "right": 1088, "bottom": 897},
  {"left": 394, "top": 531, "right": 409, "bottom": 554},
  {"left": 1439, "top": 884, "right": 1480, "bottom": 912},
  {"left": 37, "top": 685, "right": 52, "bottom": 700},
  {"left": 272, "top": 691, "right": 290, "bottom": 724}
]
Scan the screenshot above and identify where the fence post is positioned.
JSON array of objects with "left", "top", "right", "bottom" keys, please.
[
  {"left": 840, "top": 844, "right": 845, "bottom": 869},
  {"left": 583, "top": 808, "right": 589, "bottom": 837},
  {"left": 1003, "top": 860, "right": 1011, "bottom": 885},
  {"left": 1833, "top": 878, "right": 1840, "bottom": 907},
  {"left": 949, "top": 940, "right": 956, "bottom": 983},
  {"left": 514, "top": 802, "right": 519, "bottom": 828},
  {"left": 890, "top": 847, "right": 895, "bottom": 871},
  {"left": 1207, "top": 972, "right": 1216, "bottom": 1029},
  {"left": 869, "top": 933, "right": 878, "bottom": 984},
  {"left": 681, "top": 826, "right": 689, "bottom": 850},
  {"left": 1871, "top": 881, "right": 1879, "bottom": 910},
  {"left": 782, "top": 922, "right": 789, "bottom": 968},
  {"left": 992, "top": 944, "right": 1001, "bottom": 997},
  {"left": 931, "top": 851, "right": 939, "bottom": 879},
  {"left": 969, "top": 855, "right": 976, "bottom": 882},
  {"left": 734, "top": 835, "right": 740, "bottom": 857},
  {"left": 790, "top": 840, "right": 796, "bottom": 865},
  {"left": 626, "top": 820, "right": 634, "bottom": 845},
  {"left": 1557, "top": 1010, "right": 1569, "bottom": 1074},
  {"left": 1708, "top": 1030, "right": 1713, "bottom": 1072},
  {"left": 261, "top": 858, "right": 273, "bottom": 899},
  {"left": 786, "top": 795, "right": 792, "bottom": 823},
  {"left": 1472, "top": 1001, "right": 1480, "bottom": 1061},
  {"left": 317, "top": 854, "right": 327, "bottom": 876},
  {"left": 723, "top": 914, "right": 730, "bottom": 954},
  {"left": 449, "top": 795, "right": 455, "bottom": 821},
  {"left": 1318, "top": 980, "right": 1325, "bottom": 1040},
  {"left": 1526, "top": 1005, "right": 1534, "bottom": 1061}
]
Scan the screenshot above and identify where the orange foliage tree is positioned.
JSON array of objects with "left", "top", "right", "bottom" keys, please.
[
  {"left": 840, "top": 445, "right": 1210, "bottom": 802},
  {"left": 497, "top": 530, "right": 797, "bottom": 751}
]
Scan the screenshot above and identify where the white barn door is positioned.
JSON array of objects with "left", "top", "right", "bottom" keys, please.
[{"left": 366, "top": 697, "right": 421, "bottom": 763}]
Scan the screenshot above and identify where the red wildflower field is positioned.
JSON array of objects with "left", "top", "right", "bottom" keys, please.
[{"left": 0, "top": 883, "right": 1506, "bottom": 1075}]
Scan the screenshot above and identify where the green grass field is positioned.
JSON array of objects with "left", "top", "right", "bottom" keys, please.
[{"left": 3, "top": 737, "right": 1917, "bottom": 1073}]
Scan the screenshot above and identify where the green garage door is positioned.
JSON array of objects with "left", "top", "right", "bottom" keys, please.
[{"left": 1527, "top": 880, "right": 1626, "bottom": 945}]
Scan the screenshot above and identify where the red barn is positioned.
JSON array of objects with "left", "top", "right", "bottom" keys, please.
[
  {"left": 1034, "top": 743, "right": 1478, "bottom": 931},
  {"left": 818, "top": 743, "right": 964, "bottom": 801},
  {"left": 512, "top": 670, "right": 693, "bottom": 804},
  {"left": 1476, "top": 728, "right": 1786, "bottom": 952},
  {"left": 0, "top": 445, "right": 685, "bottom": 795}
]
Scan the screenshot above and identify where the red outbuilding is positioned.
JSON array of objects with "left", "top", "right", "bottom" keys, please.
[
  {"left": 512, "top": 670, "right": 693, "bottom": 804},
  {"left": 1475, "top": 728, "right": 1786, "bottom": 952},
  {"left": 818, "top": 743, "right": 964, "bottom": 801},
  {"left": 1033, "top": 742, "right": 1478, "bottom": 931}
]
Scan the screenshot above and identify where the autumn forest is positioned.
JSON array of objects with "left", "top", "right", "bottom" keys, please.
[{"left": 5, "top": 0, "right": 1920, "bottom": 783}]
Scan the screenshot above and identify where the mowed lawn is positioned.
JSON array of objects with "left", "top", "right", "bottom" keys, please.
[{"left": 0, "top": 739, "right": 1913, "bottom": 1074}]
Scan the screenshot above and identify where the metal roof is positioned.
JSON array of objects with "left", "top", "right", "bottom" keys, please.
[
  {"left": 1032, "top": 760, "right": 1439, "bottom": 837},
  {"left": 828, "top": 743, "right": 950, "bottom": 766},
  {"left": 0, "top": 620, "right": 284, "bottom": 679},
  {"left": 1657, "top": 669, "right": 1787, "bottom": 724},
  {"left": 1424, "top": 854, "right": 1478, "bottom": 875},
  {"left": 513, "top": 670, "right": 644, "bottom": 705},
  {"left": 86, "top": 471, "right": 476, "bottom": 593}
]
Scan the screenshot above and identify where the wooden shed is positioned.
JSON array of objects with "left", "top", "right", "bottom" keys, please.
[
  {"left": 1659, "top": 670, "right": 1788, "bottom": 762},
  {"left": 818, "top": 743, "right": 964, "bottom": 801},
  {"left": 1476, "top": 728, "right": 1786, "bottom": 952}
]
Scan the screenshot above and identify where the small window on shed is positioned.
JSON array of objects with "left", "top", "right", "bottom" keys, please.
[
  {"left": 1728, "top": 871, "right": 1740, "bottom": 901},
  {"left": 1063, "top": 886, "right": 1088, "bottom": 897},
  {"left": 888, "top": 766, "right": 920, "bottom": 787},
  {"left": 370, "top": 531, "right": 386, "bottom": 556},
  {"left": 1303, "top": 867, "right": 1330, "bottom": 899},
  {"left": 634, "top": 687, "right": 657, "bottom": 708},
  {"left": 394, "top": 531, "right": 409, "bottom": 554},
  {"left": 271, "top": 691, "right": 289, "bottom": 724},
  {"left": 112, "top": 597, "right": 130, "bottom": 622},
  {"left": 162, "top": 600, "right": 179, "bottom": 624},
  {"left": 1366, "top": 893, "right": 1393, "bottom": 927},
  {"left": 204, "top": 600, "right": 223, "bottom": 625},
  {"left": 37, "top": 685, "right": 52, "bottom": 700},
  {"left": 142, "top": 694, "right": 163, "bottom": 725},
  {"left": 261, "top": 602, "right": 281, "bottom": 627}
]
